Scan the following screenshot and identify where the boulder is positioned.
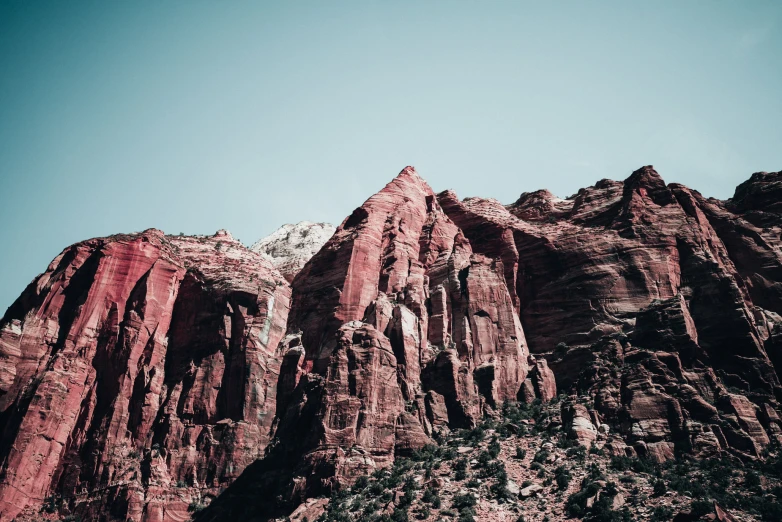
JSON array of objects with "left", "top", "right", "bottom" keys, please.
[{"left": 520, "top": 484, "right": 544, "bottom": 498}]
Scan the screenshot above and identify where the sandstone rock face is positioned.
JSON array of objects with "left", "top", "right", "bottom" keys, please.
[
  {"left": 194, "top": 168, "right": 532, "bottom": 520},
  {"left": 439, "top": 167, "right": 782, "bottom": 462},
  {"left": 1, "top": 166, "right": 782, "bottom": 522},
  {"left": 250, "top": 221, "right": 335, "bottom": 282},
  {"left": 0, "top": 230, "right": 290, "bottom": 522},
  {"left": 288, "top": 167, "right": 530, "bottom": 422}
]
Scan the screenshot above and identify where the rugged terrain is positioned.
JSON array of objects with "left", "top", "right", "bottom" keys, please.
[
  {"left": 251, "top": 222, "right": 336, "bottom": 282},
  {"left": 294, "top": 400, "right": 782, "bottom": 522},
  {"left": 0, "top": 166, "right": 781, "bottom": 522}
]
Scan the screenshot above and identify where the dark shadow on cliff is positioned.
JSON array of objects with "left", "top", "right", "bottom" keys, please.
[{"left": 195, "top": 373, "right": 328, "bottom": 522}]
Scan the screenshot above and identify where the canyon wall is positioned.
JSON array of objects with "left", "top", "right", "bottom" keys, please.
[{"left": 0, "top": 166, "right": 780, "bottom": 521}]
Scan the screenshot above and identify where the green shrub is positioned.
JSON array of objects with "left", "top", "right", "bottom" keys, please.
[
  {"left": 612, "top": 455, "right": 656, "bottom": 473},
  {"left": 476, "top": 451, "right": 493, "bottom": 468},
  {"left": 458, "top": 507, "right": 476, "bottom": 522},
  {"left": 363, "top": 501, "right": 381, "bottom": 516},
  {"left": 422, "top": 487, "right": 439, "bottom": 504},
  {"left": 650, "top": 506, "right": 673, "bottom": 522},
  {"left": 391, "top": 506, "right": 409, "bottom": 522},
  {"left": 557, "top": 435, "right": 578, "bottom": 449},
  {"left": 584, "top": 463, "right": 606, "bottom": 483},
  {"left": 609, "top": 456, "right": 630, "bottom": 471},
  {"left": 452, "top": 493, "right": 477, "bottom": 509},
  {"left": 501, "top": 400, "right": 542, "bottom": 424},
  {"left": 188, "top": 502, "right": 206, "bottom": 513},
  {"left": 565, "top": 479, "right": 626, "bottom": 522},
  {"left": 463, "top": 426, "right": 486, "bottom": 445},
  {"left": 43, "top": 496, "right": 58, "bottom": 513},
  {"left": 481, "top": 460, "right": 505, "bottom": 478},
  {"left": 565, "top": 482, "right": 600, "bottom": 518},
  {"left": 759, "top": 500, "right": 782, "bottom": 522},
  {"left": 533, "top": 449, "right": 550, "bottom": 464},
  {"left": 567, "top": 445, "right": 587, "bottom": 463},
  {"left": 368, "top": 481, "right": 384, "bottom": 496},
  {"left": 411, "top": 444, "right": 438, "bottom": 462},
  {"left": 488, "top": 437, "right": 501, "bottom": 458},
  {"left": 555, "top": 465, "right": 572, "bottom": 490},
  {"left": 690, "top": 500, "right": 713, "bottom": 518},
  {"left": 352, "top": 475, "right": 369, "bottom": 492},
  {"left": 441, "top": 447, "right": 458, "bottom": 461},
  {"left": 745, "top": 470, "right": 762, "bottom": 491},
  {"left": 384, "top": 473, "right": 403, "bottom": 488}
]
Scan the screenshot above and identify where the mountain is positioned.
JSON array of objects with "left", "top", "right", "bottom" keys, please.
[
  {"left": 250, "top": 222, "right": 336, "bottom": 282},
  {"left": 0, "top": 167, "right": 781, "bottom": 522}
]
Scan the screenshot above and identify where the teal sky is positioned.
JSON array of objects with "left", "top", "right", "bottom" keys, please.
[{"left": 1, "top": 1, "right": 781, "bottom": 312}]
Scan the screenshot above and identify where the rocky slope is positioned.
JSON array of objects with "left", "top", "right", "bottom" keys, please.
[
  {"left": 0, "top": 166, "right": 781, "bottom": 522},
  {"left": 298, "top": 400, "right": 782, "bottom": 522}
]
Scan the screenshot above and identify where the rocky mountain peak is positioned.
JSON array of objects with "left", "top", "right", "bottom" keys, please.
[
  {"left": 509, "top": 189, "right": 573, "bottom": 222},
  {"left": 398, "top": 165, "right": 421, "bottom": 178},
  {"left": 214, "top": 228, "right": 234, "bottom": 240},
  {"left": 1, "top": 165, "right": 781, "bottom": 522},
  {"left": 376, "top": 165, "right": 435, "bottom": 201},
  {"left": 621, "top": 165, "right": 676, "bottom": 207},
  {"left": 730, "top": 170, "right": 782, "bottom": 215}
]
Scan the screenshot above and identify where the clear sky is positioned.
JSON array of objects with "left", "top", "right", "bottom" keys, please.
[{"left": 1, "top": 1, "right": 780, "bottom": 313}]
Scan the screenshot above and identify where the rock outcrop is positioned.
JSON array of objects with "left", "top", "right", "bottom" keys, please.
[
  {"left": 250, "top": 222, "right": 335, "bottom": 282},
  {"left": 0, "top": 230, "right": 290, "bottom": 521},
  {"left": 288, "top": 167, "right": 530, "bottom": 420},
  {"left": 196, "top": 168, "right": 533, "bottom": 519},
  {"left": 439, "top": 167, "right": 782, "bottom": 462},
  {"left": 1, "top": 166, "right": 781, "bottom": 522}
]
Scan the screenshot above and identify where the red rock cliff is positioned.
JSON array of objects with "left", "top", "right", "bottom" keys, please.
[
  {"left": 438, "top": 167, "right": 782, "bottom": 462},
  {"left": 1, "top": 166, "right": 781, "bottom": 522},
  {"left": 0, "top": 230, "right": 290, "bottom": 522}
]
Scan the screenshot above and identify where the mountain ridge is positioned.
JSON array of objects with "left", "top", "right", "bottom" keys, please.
[{"left": 0, "top": 166, "right": 781, "bottom": 522}]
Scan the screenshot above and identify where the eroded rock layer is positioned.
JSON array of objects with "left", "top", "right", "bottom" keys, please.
[{"left": 0, "top": 166, "right": 781, "bottom": 522}]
